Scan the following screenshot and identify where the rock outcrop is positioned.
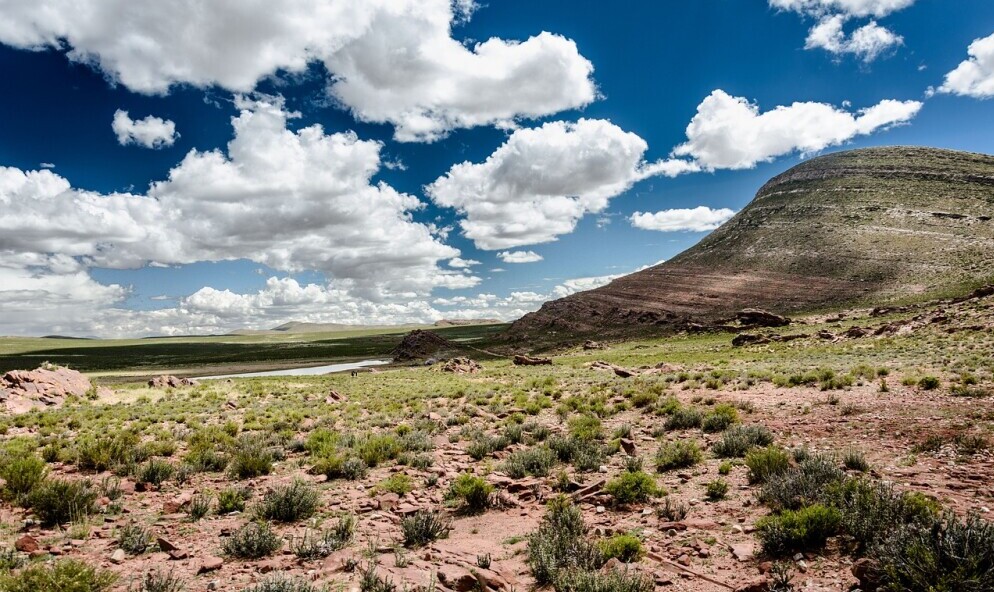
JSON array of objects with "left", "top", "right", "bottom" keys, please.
[
  {"left": 391, "top": 329, "right": 454, "bottom": 361},
  {"left": 0, "top": 364, "right": 91, "bottom": 413}
]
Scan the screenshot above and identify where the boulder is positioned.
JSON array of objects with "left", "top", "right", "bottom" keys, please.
[
  {"left": 148, "top": 375, "right": 198, "bottom": 388},
  {"left": 736, "top": 309, "right": 791, "bottom": 327},
  {"left": 439, "top": 358, "right": 482, "bottom": 374},
  {"left": 1, "top": 365, "right": 91, "bottom": 412},
  {"left": 513, "top": 355, "right": 552, "bottom": 366}
]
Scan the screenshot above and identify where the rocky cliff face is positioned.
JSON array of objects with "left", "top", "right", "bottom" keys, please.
[{"left": 509, "top": 146, "right": 994, "bottom": 339}]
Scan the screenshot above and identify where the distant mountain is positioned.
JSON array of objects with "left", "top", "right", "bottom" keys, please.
[
  {"left": 510, "top": 146, "right": 994, "bottom": 338},
  {"left": 227, "top": 319, "right": 504, "bottom": 336}
]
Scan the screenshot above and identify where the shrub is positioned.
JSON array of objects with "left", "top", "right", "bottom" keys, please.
[
  {"left": 664, "top": 408, "right": 703, "bottom": 431},
  {"left": 184, "top": 442, "right": 229, "bottom": 473},
  {"left": 374, "top": 473, "right": 413, "bottom": 496},
  {"left": 242, "top": 575, "right": 322, "bottom": 592},
  {"left": 842, "top": 448, "right": 870, "bottom": 472},
  {"left": 0, "top": 559, "right": 116, "bottom": 592},
  {"left": 527, "top": 496, "right": 604, "bottom": 585},
  {"left": 187, "top": 493, "right": 212, "bottom": 521},
  {"left": 759, "top": 456, "right": 844, "bottom": 512},
  {"left": 745, "top": 446, "right": 791, "bottom": 484},
  {"left": 133, "top": 569, "right": 185, "bottom": 592},
  {"left": 654, "top": 440, "right": 702, "bottom": 472},
  {"left": 603, "top": 471, "right": 661, "bottom": 505},
  {"left": 704, "top": 478, "right": 729, "bottom": 501},
  {"left": 447, "top": 473, "right": 493, "bottom": 513},
  {"left": 256, "top": 479, "right": 318, "bottom": 523},
  {"left": 228, "top": 439, "right": 273, "bottom": 479},
  {"left": 918, "top": 376, "right": 941, "bottom": 390},
  {"left": 312, "top": 452, "right": 366, "bottom": 480},
  {"left": 0, "top": 453, "right": 47, "bottom": 503},
  {"left": 135, "top": 459, "right": 174, "bottom": 488},
  {"left": 825, "top": 478, "right": 939, "bottom": 551},
  {"left": 656, "top": 497, "right": 688, "bottom": 521},
  {"left": 401, "top": 510, "right": 450, "bottom": 547},
  {"left": 27, "top": 478, "right": 98, "bottom": 526},
  {"left": 359, "top": 565, "right": 397, "bottom": 592},
  {"left": 712, "top": 425, "right": 774, "bottom": 458},
  {"left": 873, "top": 512, "right": 994, "bottom": 592},
  {"left": 756, "top": 504, "right": 841, "bottom": 556},
  {"left": 290, "top": 515, "right": 356, "bottom": 559},
  {"left": 553, "top": 568, "right": 654, "bottom": 592},
  {"left": 118, "top": 521, "right": 153, "bottom": 555},
  {"left": 598, "top": 533, "right": 644, "bottom": 562},
  {"left": 548, "top": 435, "right": 606, "bottom": 473},
  {"left": 503, "top": 446, "right": 557, "bottom": 478},
  {"left": 465, "top": 434, "right": 508, "bottom": 461},
  {"left": 356, "top": 434, "right": 401, "bottom": 467},
  {"left": 222, "top": 522, "right": 282, "bottom": 558},
  {"left": 217, "top": 487, "right": 250, "bottom": 513},
  {"left": 568, "top": 415, "right": 603, "bottom": 441},
  {"left": 702, "top": 404, "right": 739, "bottom": 433}
]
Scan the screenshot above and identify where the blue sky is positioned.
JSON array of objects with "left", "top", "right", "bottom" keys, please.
[{"left": 1, "top": 0, "right": 993, "bottom": 336}]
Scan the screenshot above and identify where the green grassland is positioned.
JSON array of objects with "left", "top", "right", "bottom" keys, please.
[{"left": 0, "top": 323, "right": 508, "bottom": 377}]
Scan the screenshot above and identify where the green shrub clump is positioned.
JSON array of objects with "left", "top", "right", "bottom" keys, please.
[
  {"left": 0, "top": 559, "right": 116, "bottom": 592},
  {"left": 756, "top": 504, "right": 841, "bottom": 556},
  {"left": 256, "top": 479, "right": 319, "bottom": 523},
  {"left": 27, "top": 478, "right": 98, "bottom": 526},
  {"left": 527, "top": 496, "right": 604, "bottom": 585},
  {"left": 401, "top": 510, "right": 450, "bottom": 548},
  {"left": 222, "top": 522, "right": 282, "bottom": 558},
  {"left": 745, "top": 446, "right": 791, "bottom": 484},
  {"left": 503, "top": 446, "right": 558, "bottom": 478},
  {"left": 654, "top": 440, "right": 703, "bottom": 472},
  {"left": 603, "top": 471, "right": 662, "bottom": 505},
  {"left": 701, "top": 404, "right": 739, "bottom": 433},
  {"left": 711, "top": 425, "right": 774, "bottom": 458},
  {"left": 597, "top": 533, "right": 644, "bottom": 563},
  {"left": 447, "top": 473, "right": 494, "bottom": 513}
]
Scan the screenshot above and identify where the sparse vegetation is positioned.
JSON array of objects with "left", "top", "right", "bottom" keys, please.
[
  {"left": 222, "top": 522, "right": 282, "bottom": 558},
  {"left": 400, "top": 510, "right": 450, "bottom": 547}
]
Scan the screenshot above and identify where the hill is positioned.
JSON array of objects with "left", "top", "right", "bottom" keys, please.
[{"left": 510, "top": 146, "right": 994, "bottom": 338}]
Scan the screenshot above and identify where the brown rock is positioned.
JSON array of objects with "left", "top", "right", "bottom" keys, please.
[
  {"left": 14, "top": 535, "right": 39, "bottom": 553},
  {"left": 619, "top": 438, "right": 637, "bottom": 456},
  {"left": 730, "top": 542, "right": 755, "bottom": 561},
  {"left": 512, "top": 354, "right": 552, "bottom": 366},
  {"left": 197, "top": 556, "right": 224, "bottom": 574},
  {"left": 156, "top": 536, "right": 180, "bottom": 552},
  {"left": 735, "top": 577, "right": 769, "bottom": 592},
  {"left": 852, "top": 557, "right": 881, "bottom": 591}
]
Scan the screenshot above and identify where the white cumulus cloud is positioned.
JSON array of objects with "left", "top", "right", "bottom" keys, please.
[
  {"left": 427, "top": 118, "right": 699, "bottom": 250},
  {"left": 805, "top": 16, "right": 902, "bottom": 62},
  {"left": 938, "top": 32, "right": 994, "bottom": 99},
  {"left": 769, "top": 0, "right": 914, "bottom": 19},
  {"left": 112, "top": 110, "right": 178, "bottom": 148},
  {"left": 630, "top": 207, "right": 737, "bottom": 232},
  {"left": 0, "top": 96, "right": 481, "bottom": 336},
  {"left": 771, "top": 0, "right": 913, "bottom": 62},
  {"left": 0, "top": 0, "right": 596, "bottom": 141},
  {"left": 497, "top": 251, "right": 543, "bottom": 264},
  {"left": 672, "top": 90, "right": 922, "bottom": 170}
]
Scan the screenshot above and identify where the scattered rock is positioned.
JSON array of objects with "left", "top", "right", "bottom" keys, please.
[
  {"left": 513, "top": 354, "right": 552, "bottom": 366},
  {"left": 582, "top": 340, "right": 605, "bottom": 350},
  {"left": 14, "top": 535, "right": 38, "bottom": 553},
  {"left": 109, "top": 549, "right": 126, "bottom": 564},
  {"left": 148, "top": 375, "right": 198, "bottom": 388},
  {"left": 438, "top": 358, "right": 482, "bottom": 374},
  {"left": 197, "top": 556, "right": 224, "bottom": 574},
  {"left": 734, "top": 576, "right": 770, "bottom": 592},
  {"left": 730, "top": 542, "right": 755, "bottom": 561},
  {"left": 736, "top": 309, "right": 791, "bottom": 327}
]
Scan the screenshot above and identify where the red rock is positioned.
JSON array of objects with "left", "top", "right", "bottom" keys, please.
[
  {"left": 197, "top": 556, "right": 224, "bottom": 574},
  {"left": 735, "top": 577, "right": 769, "bottom": 592},
  {"left": 730, "top": 542, "right": 755, "bottom": 561},
  {"left": 156, "top": 536, "right": 180, "bottom": 551},
  {"left": 14, "top": 535, "right": 39, "bottom": 553}
]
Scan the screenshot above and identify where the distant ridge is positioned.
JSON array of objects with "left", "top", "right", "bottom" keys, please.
[
  {"left": 227, "top": 318, "right": 504, "bottom": 336},
  {"left": 510, "top": 146, "right": 994, "bottom": 338}
]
